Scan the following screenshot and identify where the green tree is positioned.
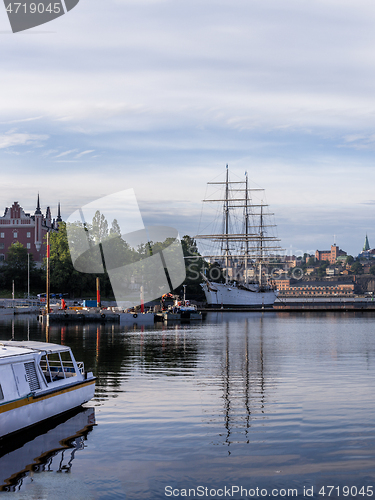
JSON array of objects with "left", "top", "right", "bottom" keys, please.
[
  {"left": 91, "top": 210, "right": 109, "bottom": 244},
  {"left": 351, "top": 261, "right": 363, "bottom": 275},
  {"left": 109, "top": 218, "right": 121, "bottom": 236},
  {"left": 317, "top": 260, "right": 329, "bottom": 278},
  {"left": 3, "top": 242, "right": 41, "bottom": 292},
  {"left": 176, "top": 235, "right": 207, "bottom": 300},
  {"left": 369, "top": 265, "right": 375, "bottom": 276},
  {"left": 346, "top": 255, "right": 354, "bottom": 265},
  {"left": 307, "top": 256, "right": 316, "bottom": 267},
  {"left": 48, "top": 222, "right": 104, "bottom": 297}
]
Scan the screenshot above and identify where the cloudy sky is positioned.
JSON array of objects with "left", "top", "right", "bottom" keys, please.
[{"left": 1, "top": 0, "right": 375, "bottom": 256}]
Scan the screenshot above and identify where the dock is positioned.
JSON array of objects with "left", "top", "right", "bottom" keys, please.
[
  {"left": 198, "top": 297, "right": 375, "bottom": 313},
  {"left": 38, "top": 312, "right": 120, "bottom": 323}
]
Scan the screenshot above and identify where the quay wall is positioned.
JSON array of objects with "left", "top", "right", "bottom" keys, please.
[{"left": 199, "top": 297, "right": 375, "bottom": 312}]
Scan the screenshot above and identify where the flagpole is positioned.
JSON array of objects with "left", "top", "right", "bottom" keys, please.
[{"left": 46, "top": 231, "right": 50, "bottom": 315}]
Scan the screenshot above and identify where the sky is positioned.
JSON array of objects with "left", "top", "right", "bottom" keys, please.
[{"left": 1, "top": 0, "right": 375, "bottom": 256}]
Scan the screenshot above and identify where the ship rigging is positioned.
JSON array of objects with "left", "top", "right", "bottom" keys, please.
[{"left": 195, "top": 165, "right": 283, "bottom": 307}]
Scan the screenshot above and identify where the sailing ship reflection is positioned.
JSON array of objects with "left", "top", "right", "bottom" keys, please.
[
  {"left": 219, "top": 316, "right": 269, "bottom": 454},
  {"left": 0, "top": 407, "right": 96, "bottom": 492}
]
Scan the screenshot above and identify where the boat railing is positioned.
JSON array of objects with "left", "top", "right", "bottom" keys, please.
[
  {"left": 40, "top": 358, "right": 80, "bottom": 382},
  {"left": 0, "top": 298, "right": 41, "bottom": 309}
]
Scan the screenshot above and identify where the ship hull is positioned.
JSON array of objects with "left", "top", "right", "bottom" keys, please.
[{"left": 202, "top": 282, "right": 278, "bottom": 307}]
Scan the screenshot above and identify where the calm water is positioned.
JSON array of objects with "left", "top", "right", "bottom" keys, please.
[{"left": 1, "top": 312, "right": 375, "bottom": 499}]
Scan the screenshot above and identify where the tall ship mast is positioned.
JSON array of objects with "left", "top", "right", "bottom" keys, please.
[{"left": 195, "top": 165, "right": 282, "bottom": 308}]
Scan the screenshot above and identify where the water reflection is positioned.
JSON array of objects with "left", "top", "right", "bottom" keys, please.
[
  {"left": 213, "top": 315, "right": 275, "bottom": 453},
  {"left": 3, "top": 312, "right": 375, "bottom": 499},
  {"left": 0, "top": 407, "right": 95, "bottom": 492}
]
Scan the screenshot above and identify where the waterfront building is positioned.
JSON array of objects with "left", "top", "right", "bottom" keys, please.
[
  {"left": 0, "top": 196, "right": 61, "bottom": 265},
  {"left": 277, "top": 278, "right": 355, "bottom": 297}
]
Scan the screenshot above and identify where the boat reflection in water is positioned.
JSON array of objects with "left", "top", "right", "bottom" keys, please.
[{"left": 0, "top": 406, "right": 95, "bottom": 492}]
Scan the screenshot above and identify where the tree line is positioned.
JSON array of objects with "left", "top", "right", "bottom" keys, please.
[{"left": 1, "top": 217, "right": 212, "bottom": 301}]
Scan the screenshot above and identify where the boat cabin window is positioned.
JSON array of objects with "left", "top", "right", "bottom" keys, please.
[
  {"left": 40, "top": 350, "right": 77, "bottom": 383},
  {"left": 0, "top": 384, "right": 3, "bottom": 400}
]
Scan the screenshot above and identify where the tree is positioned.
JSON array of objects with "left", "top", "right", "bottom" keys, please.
[
  {"left": 307, "top": 256, "right": 316, "bottom": 267},
  {"left": 3, "top": 242, "right": 42, "bottom": 292},
  {"left": 177, "top": 235, "right": 207, "bottom": 300},
  {"left": 91, "top": 210, "right": 109, "bottom": 244},
  {"left": 351, "top": 261, "right": 363, "bottom": 275},
  {"left": 110, "top": 218, "right": 121, "bottom": 236},
  {"left": 48, "top": 222, "right": 104, "bottom": 297},
  {"left": 317, "top": 260, "right": 329, "bottom": 278},
  {"left": 346, "top": 255, "right": 354, "bottom": 265},
  {"left": 369, "top": 265, "right": 375, "bottom": 276}
]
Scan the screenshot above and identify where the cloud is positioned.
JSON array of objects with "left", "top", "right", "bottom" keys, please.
[
  {"left": 0, "top": 132, "right": 48, "bottom": 149},
  {"left": 74, "top": 150, "right": 95, "bottom": 158},
  {"left": 0, "top": 0, "right": 375, "bottom": 256},
  {"left": 54, "top": 149, "right": 78, "bottom": 158}
]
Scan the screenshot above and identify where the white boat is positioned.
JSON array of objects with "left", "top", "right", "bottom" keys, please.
[
  {"left": 196, "top": 166, "right": 282, "bottom": 308},
  {"left": 162, "top": 299, "right": 202, "bottom": 321},
  {"left": 0, "top": 341, "right": 95, "bottom": 439}
]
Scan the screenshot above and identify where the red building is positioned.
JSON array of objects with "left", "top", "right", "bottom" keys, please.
[
  {"left": 315, "top": 245, "right": 347, "bottom": 264},
  {"left": 0, "top": 196, "right": 61, "bottom": 266}
]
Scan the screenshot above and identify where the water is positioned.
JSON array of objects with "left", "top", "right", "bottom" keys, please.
[{"left": 1, "top": 312, "right": 375, "bottom": 499}]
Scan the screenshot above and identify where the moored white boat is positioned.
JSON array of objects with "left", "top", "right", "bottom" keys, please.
[
  {"left": 0, "top": 341, "right": 95, "bottom": 439},
  {"left": 161, "top": 296, "right": 202, "bottom": 321}
]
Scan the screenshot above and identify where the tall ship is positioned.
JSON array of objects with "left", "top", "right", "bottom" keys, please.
[{"left": 195, "top": 165, "right": 282, "bottom": 308}]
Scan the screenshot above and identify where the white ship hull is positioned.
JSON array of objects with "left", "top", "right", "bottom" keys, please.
[{"left": 202, "top": 282, "right": 278, "bottom": 307}]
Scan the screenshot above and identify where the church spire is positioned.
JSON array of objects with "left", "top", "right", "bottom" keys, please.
[
  {"left": 56, "top": 201, "right": 62, "bottom": 222},
  {"left": 35, "top": 193, "right": 42, "bottom": 215},
  {"left": 363, "top": 234, "right": 370, "bottom": 252}
]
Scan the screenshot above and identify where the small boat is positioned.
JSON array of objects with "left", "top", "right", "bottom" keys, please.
[
  {"left": 161, "top": 296, "right": 202, "bottom": 321},
  {"left": 0, "top": 341, "right": 95, "bottom": 439}
]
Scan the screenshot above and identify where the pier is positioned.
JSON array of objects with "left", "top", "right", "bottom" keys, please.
[
  {"left": 199, "top": 297, "right": 375, "bottom": 312},
  {"left": 38, "top": 312, "right": 120, "bottom": 323}
]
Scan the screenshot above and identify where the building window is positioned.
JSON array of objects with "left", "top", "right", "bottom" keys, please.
[
  {"left": 0, "top": 244, "right": 4, "bottom": 250},
  {"left": 13, "top": 232, "right": 17, "bottom": 238},
  {"left": 26, "top": 243, "right": 30, "bottom": 249},
  {"left": 0, "top": 255, "right": 5, "bottom": 261},
  {"left": 27, "top": 232, "right": 31, "bottom": 238},
  {"left": 0, "top": 233, "right": 4, "bottom": 238}
]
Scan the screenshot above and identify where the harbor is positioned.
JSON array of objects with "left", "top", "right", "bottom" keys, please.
[
  {"left": 1, "top": 312, "right": 375, "bottom": 497},
  {"left": 0, "top": 170, "right": 375, "bottom": 500}
]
